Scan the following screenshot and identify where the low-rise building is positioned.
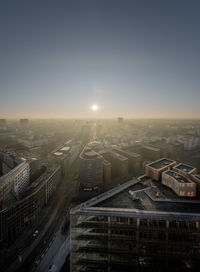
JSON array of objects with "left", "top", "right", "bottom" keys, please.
[
  {"left": 173, "top": 163, "right": 197, "bottom": 177},
  {"left": 162, "top": 170, "right": 196, "bottom": 197},
  {"left": 145, "top": 158, "right": 177, "bottom": 181}
]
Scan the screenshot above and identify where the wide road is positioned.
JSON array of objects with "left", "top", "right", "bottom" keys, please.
[{"left": 12, "top": 147, "right": 81, "bottom": 272}]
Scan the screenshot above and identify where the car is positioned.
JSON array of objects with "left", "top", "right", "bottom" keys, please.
[{"left": 32, "top": 229, "right": 39, "bottom": 237}]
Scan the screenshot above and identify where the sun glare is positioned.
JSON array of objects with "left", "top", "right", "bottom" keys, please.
[{"left": 91, "top": 104, "right": 99, "bottom": 111}]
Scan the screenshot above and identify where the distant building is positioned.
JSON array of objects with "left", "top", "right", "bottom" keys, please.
[
  {"left": 99, "top": 150, "right": 129, "bottom": 179},
  {"left": 0, "top": 119, "right": 7, "bottom": 128},
  {"left": 118, "top": 117, "right": 124, "bottom": 123},
  {"left": 141, "top": 145, "right": 161, "bottom": 161},
  {"left": 79, "top": 146, "right": 103, "bottom": 193},
  {"left": 19, "top": 118, "right": 29, "bottom": 125},
  {"left": 177, "top": 135, "right": 200, "bottom": 151},
  {"left": 147, "top": 140, "right": 184, "bottom": 160},
  {"left": 48, "top": 143, "right": 71, "bottom": 175},
  {"left": 113, "top": 148, "right": 142, "bottom": 175}
]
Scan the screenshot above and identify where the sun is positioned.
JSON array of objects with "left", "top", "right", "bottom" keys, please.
[{"left": 91, "top": 104, "right": 99, "bottom": 111}]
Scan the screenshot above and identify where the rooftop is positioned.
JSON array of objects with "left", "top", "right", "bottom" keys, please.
[
  {"left": 80, "top": 146, "right": 102, "bottom": 160},
  {"left": 60, "top": 146, "right": 70, "bottom": 152},
  {"left": 142, "top": 145, "right": 160, "bottom": 152},
  {"left": 165, "top": 170, "right": 192, "bottom": 183},
  {"left": 72, "top": 178, "right": 200, "bottom": 217},
  {"left": 0, "top": 152, "right": 27, "bottom": 179},
  {"left": 99, "top": 150, "right": 128, "bottom": 161},
  {"left": 84, "top": 151, "right": 99, "bottom": 158},
  {"left": 113, "top": 148, "right": 141, "bottom": 158},
  {"left": 174, "top": 163, "right": 196, "bottom": 173},
  {"left": 54, "top": 152, "right": 63, "bottom": 156},
  {"left": 148, "top": 158, "right": 175, "bottom": 170}
]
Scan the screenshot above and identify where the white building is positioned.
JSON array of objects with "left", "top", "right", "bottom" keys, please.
[{"left": 0, "top": 152, "right": 30, "bottom": 201}]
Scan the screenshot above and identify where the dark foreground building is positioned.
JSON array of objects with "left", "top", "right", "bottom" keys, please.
[{"left": 70, "top": 178, "right": 200, "bottom": 272}]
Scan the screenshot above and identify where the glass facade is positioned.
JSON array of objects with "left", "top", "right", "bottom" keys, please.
[{"left": 70, "top": 209, "right": 200, "bottom": 272}]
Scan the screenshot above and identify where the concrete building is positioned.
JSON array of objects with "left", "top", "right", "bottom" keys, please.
[
  {"left": 0, "top": 152, "right": 30, "bottom": 203},
  {"left": 162, "top": 170, "right": 196, "bottom": 197},
  {"left": 103, "top": 159, "right": 112, "bottom": 185},
  {"left": 70, "top": 179, "right": 200, "bottom": 272},
  {"left": 147, "top": 140, "right": 184, "bottom": 160},
  {"left": 79, "top": 146, "right": 103, "bottom": 193},
  {"left": 0, "top": 165, "right": 61, "bottom": 242},
  {"left": 113, "top": 148, "right": 141, "bottom": 175},
  {"left": 19, "top": 118, "right": 29, "bottom": 125},
  {"left": 0, "top": 119, "right": 7, "bottom": 129},
  {"left": 118, "top": 117, "right": 124, "bottom": 123},
  {"left": 141, "top": 145, "right": 161, "bottom": 161},
  {"left": 99, "top": 150, "right": 129, "bottom": 180},
  {"left": 145, "top": 158, "right": 177, "bottom": 181},
  {"left": 48, "top": 143, "right": 71, "bottom": 175}
]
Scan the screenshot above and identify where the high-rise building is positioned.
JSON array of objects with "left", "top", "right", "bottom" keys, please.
[
  {"left": 0, "top": 152, "right": 30, "bottom": 202},
  {"left": 0, "top": 119, "right": 7, "bottom": 128},
  {"left": 79, "top": 146, "right": 103, "bottom": 193},
  {"left": 103, "top": 159, "right": 112, "bottom": 185},
  {"left": 0, "top": 165, "right": 61, "bottom": 242},
  {"left": 19, "top": 118, "right": 29, "bottom": 125},
  {"left": 70, "top": 176, "right": 200, "bottom": 272},
  {"left": 118, "top": 117, "right": 124, "bottom": 123},
  {"left": 99, "top": 150, "right": 129, "bottom": 179},
  {"left": 113, "top": 148, "right": 142, "bottom": 175}
]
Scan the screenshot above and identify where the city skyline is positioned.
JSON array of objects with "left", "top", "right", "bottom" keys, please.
[{"left": 1, "top": 0, "right": 200, "bottom": 119}]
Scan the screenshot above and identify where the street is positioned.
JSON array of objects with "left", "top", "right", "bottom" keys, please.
[{"left": 6, "top": 145, "right": 81, "bottom": 272}]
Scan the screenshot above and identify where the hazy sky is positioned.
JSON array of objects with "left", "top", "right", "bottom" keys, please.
[{"left": 0, "top": 0, "right": 200, "bottom": 119}]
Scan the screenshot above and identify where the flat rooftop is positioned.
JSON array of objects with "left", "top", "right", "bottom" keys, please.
[
  {"left": 174, "top": 163, "right": 195, "bottom": 173},
  {"left": 165, "top": 170, "right": 192, "bottom": 183},
  {"left": 95, "top": 180, "right": 199, "bottom": 214},
  {"left": 113, "top": 148, "right": 141, "bottom": 158},
  {"left": 54, "top": 152, "right": 63, "bottom": 156},
  {"left": 60, "top": 146, "right": 70, "bottom": 152},
  {"left": 72, "top": 178, "right": 200, "bottom": 217},
  {"left": 148, "top": 158, "right": 175, "bottom": 170},
  {"left": 100, "top": 150, "right": 128, "bottom": 161},
  {"left": 142, "top": 145, "right": 160, "bottom": 152}
]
